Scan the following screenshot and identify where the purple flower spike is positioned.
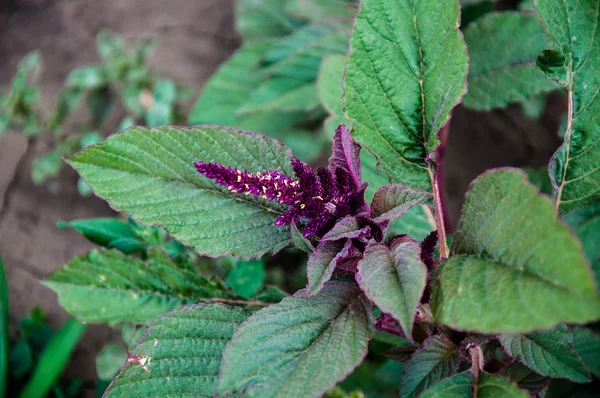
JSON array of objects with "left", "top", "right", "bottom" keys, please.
[
  {"left": 194, "top": 128, "right": 369, "bottom": 239},
  {"left": 420, "top": 230, "right": 439, "bottom": 268},
  {"left": 194, "top": 161, "right": 300, "bottom": 206}
]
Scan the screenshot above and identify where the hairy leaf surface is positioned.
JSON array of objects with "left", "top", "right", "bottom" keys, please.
[
  {"left": 431, "top": 169, "right": 600, "bottom": 333},
  {"left": 67, "top": 126, "right": 295, "bottom": 259},
  {"left": 371, "top": 184, "right": 430, "bottom": 222},
  {"left": 344, "top": 0, "right": 468, "bottom": 192},
  {"left": 419, "top": 371, "right": 528, "bottom": 398},
  {"left": 572, "top": 326, "right": 600, "bottom": 377},
  {"left": 216, "top": 282, "right": 374, "bottom": 398},
  {"left": 357, "top": 237, "right": 427, "bottom": 338},
  {"left": 500, "top": 324, "right": 591, "bottom": 382},
  {"left": 400, "top": 335, "right": 460, "bottom": 398},
  {"left": 535, "top": 0, "right": 600, "bottom": 214},
  {"left": 463, "top": 12, "right": 557, "bottom": 110},
  {"left": 44, "top": 249, "right": 235, "bottom": 324},
  {"left": 306, "top": 240, "right": 347, "bottom": 296},
  {"left": 105, "top": 304, "right": 249, "bottom": 397}
]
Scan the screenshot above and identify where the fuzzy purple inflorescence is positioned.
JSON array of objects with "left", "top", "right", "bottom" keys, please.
[
  {"left": 194, "top": 142, "right": 367, "bottom": 238},
  {"left": 420, "top": 230, "right": 439, "bottom": 268}
]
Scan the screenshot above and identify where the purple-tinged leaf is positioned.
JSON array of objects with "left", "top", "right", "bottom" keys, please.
[
  {"left": 330, "top": 124, "right": 362, "bottom": 189},
  {"left": 356, "top": 236, "right": 427, "bottom": 338},
  {"left": 306, "top": 240, "right": 346, "bottom": 296},
  {"left": 321, "top": 216, "right": 364, "bottom": 241},
  {"left": 290, "top": 222, "right": 314, "bottom": 254},
  {"left": 400, "top": 335, "right": 461, "bottom": 398},
  {"left": 371, "top": 184, "right": 431, "bottom": 222}
]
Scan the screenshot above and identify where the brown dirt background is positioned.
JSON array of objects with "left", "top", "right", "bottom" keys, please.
[{"left": 0, "top": 0, "right": 563, "bottom": 393}]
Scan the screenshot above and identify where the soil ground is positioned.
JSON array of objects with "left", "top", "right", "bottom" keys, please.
[{"left": 0, "top": 0, "right": 563, "bottom": 392}]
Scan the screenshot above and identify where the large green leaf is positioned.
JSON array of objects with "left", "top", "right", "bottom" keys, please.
[
  {"left": 344, "top": 0, "right": 468, "bottom": 192},
  {"left": 318, "top": 54, "right": 348, "bottom": 134},
  {"left": 499, "top": 324, "right": 591, "bottom": 382},
  {"left": 399, "top": 335, "right": 460, "bottom": 398},
  {"left": 463, "top": 12, "right": 557, "bottom": 110},
  {"left": 188, "top": 41, "right": 302, "bottom": 135},
  {"left": 105, "top": 304, "right": 249, "bottom": 397},
  {"left": 67, "top": 125, "right": 295, "bottom": 259},
  {"left": 236, "top": 0, "right": 303, "bottom": 40},
  {"left": 534, "top": 0, "right": 600, "bottom": 214},
  {"left": 431, "top": 168, "right": 600, "bottom": 333},
  {"left": 420, "top": 371, "right": 528, "bottom": 398},
  {"left": 44, "top": 249, "right": 236, "bottom": 324},
  {"left": 216, "top": 282, "right": 374, "bottom": 398},
  {"left": 356, "top": 237, "right": 427, "bottom": 338}
]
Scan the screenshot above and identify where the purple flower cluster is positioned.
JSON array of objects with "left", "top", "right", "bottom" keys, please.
[{"left": 194, "top": 125, "right": 368, "bottom": 238}]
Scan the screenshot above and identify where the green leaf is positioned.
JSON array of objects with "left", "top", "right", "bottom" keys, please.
[
  {"left": 238, "top": 79, "right": 320, "bottom": 114},
  {"left": 420, "top": 371, "right": 529, "bottom": 398},
  {"left": 217, "top": 282, "right": 374, "bottom": 398},
  {"left": 499, "top": 324, "right": 591, "bottom": 382},
  {"left": 477, "top": 373, "right": 529, "bottom": 398},
  {"left": 281, "top": 129, "right": 329, "bottom": 163},
  {"left": 0, "top": 256, "right": 7, "bottom": 398},
  {"left": 188, "top": 41, "right": 303, "bottom": 135},
  {"left": 534, "top": 0, "right": 600, "bottom": 214},
  {"left": 96, "top": 30, "right": 125, "bottom": 61},
  {"left": 566, "top": 202, "right": 600, "bottom": 286},
  {"left": 96, "top": 342, "right": 128, "bottom": 380},
  {"left": 418, "top": 371, "right": 473, "bottom": 398},
  {"left": 66, "top": 66, "right": 106, "bottom": 90},
  {"left": 399, "top": 335, "right": 460, "bottom": 398},
  {"left": 537, "top": 49, "right": 569, "bottom": 86},
  {"left": 344, "top": 0, "right": 468, "bottom": 192},
  {"left": 44, "top": 249, "right": 236, "bottom": 324},
  {"left": 254, "top": 285, "right": 289, "bottom": 304},
  {"left": 236, "top": 0, "right": 303, "bottom": 40},
  {"left": 31, "top": 152, "right": 62, "bottom": 185},
  {"left": 318, "top": 54, "right": 348, "bottom": 133},
  {"left": 57, "top": 217, "right": 137, "bottom": 248},
  {"left": 356, "top": 237, "right": 427, "bottom": 338},
  {"left": 286, "top": 0, "right": 357, "bottom": 23},
  {"left": 262, "top": 23, "right": 349, "bottom": 82},
  {"left": 105, "top": 304, "right": 250, "bottom": 397},
  {"left": 20, "top": 318, "right": 85, "bottom": 398},
  {"left": 226, "top": 260, "right": 265, "bottom": 298},
  {"left": 463, "top": 12, "right": 558, "bottom": 110},
  {"left": 501, "top": 363, "right": 549, "bottom": 394},
  {"left": 431, "top": 169, "right": 600, "bottom": 333},
  {"left": 572, "top": 327, "right": 600, "bottom": 377},
  {"left": 290, "top": 222, "right": 315, "bottom": 253},
  {"left": 67, "top": 125, "right": 295, "bottom": 259},
  {"left": 370, "top": 184, "right": 430, "bottom": 222},
  {"left": 306, "top": 240, "right": 347, "bottom": 296}
]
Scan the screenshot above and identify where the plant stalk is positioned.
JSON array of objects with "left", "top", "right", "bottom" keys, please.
[{"left": 428, "top": 165, "right": 449, "bottom": 258}]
